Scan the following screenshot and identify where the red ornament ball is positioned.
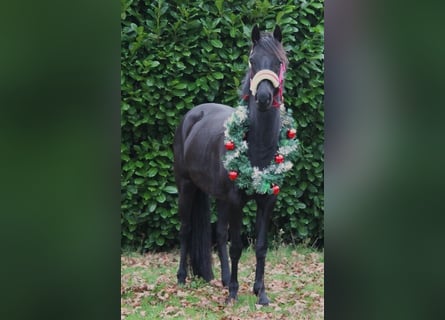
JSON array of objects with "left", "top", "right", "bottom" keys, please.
[
  {"left": 271, "top": 184, "right": 280, "bottom": 195},
  {"left": 287, "top": 128, "right": 297, "bottom": 139},
  {"left": 228, "top": 171, "right": 238, "bottom": 181},
  {"left": 274, "top": 154, "right": 284, "bottom": 164},
  {"left": 225, "top": 141, "right": 235, "bottom": 150}
]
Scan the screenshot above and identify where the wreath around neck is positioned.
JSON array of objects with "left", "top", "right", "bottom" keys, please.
[{"left": 222, "top": 103, "right": 299, "bottom": 195}]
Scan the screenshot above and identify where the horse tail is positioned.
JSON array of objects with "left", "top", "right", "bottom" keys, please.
[{"left": 190, "top": 188, "right": 214, "bottom": 282}]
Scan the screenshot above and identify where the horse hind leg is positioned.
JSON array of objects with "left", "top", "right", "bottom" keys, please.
[
  {"left": 177, "top": 179, "right": 214, "bottom": 284},
  {"left": 176, "top": 179, "right": 197, "bottom": 284},
  {"left": 189, "top": 188, "right": 213, "bottom": 282}
]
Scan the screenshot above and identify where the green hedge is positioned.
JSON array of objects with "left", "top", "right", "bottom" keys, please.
[{"left": 121, "top": 0, "right": 324, "bottom": 250}]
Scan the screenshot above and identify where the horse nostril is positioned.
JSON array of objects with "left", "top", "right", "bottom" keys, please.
[{"left": 257, "top": 92, "right": 271, "bottom": 106}]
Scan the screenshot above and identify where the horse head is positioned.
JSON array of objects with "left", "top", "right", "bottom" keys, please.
[{"left": 248, "top": 25, "right": 287, "bottom": 112}]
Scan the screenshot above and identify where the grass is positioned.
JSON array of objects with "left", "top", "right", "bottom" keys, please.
[{"left": 121, "top": 245, "right": 323, "bottom": 319}]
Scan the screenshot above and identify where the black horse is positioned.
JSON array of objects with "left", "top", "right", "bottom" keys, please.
[{"left": 174, "top": 25, "right": 289, "bottom": 305}]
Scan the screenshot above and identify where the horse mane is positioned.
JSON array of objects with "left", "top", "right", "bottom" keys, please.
[{"left": 240, "top": 31, "right": 289, "bottom": 99}]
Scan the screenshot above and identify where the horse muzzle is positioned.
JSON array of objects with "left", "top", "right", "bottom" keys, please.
[
  {"left": 255, "top": 82, "right": 273, "bottom": 111},
  {"left": 250, "top": 69, "right": 280, "bottom": 96},
  {"left": 250, "top": 69, "right": 280, "bottom": 111}
]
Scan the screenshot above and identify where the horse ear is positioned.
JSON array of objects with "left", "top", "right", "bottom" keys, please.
[
  {"left": 273, "top": 25, "right": 282, "bottom": 42},
  {"left": 252, "top": 25, "right": 260, "bottom": 44}
]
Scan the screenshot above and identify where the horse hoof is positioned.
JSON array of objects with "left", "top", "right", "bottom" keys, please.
[
  {"left": 225, "top": 296, "right": 237, "bottom": 305},
  {"left": 177, "top": 276, "right": 186, "bottom": 285},
  {"left": 257, "top": 294, "right": 270, "bottom": 306}
]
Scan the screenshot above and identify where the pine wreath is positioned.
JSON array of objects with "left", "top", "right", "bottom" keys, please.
[{"left": 222, "top": 103, "right": 299, "bottom": 195}]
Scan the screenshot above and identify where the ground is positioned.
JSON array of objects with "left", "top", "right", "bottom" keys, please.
[{"left": 121, "top": 246, "right": 324, "bottom": 319}]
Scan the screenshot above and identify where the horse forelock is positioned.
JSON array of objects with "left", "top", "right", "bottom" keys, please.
[{"left": 256, "top": 32, "right": 288, "bottom": 66}]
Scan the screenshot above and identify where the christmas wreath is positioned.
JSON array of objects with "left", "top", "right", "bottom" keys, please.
[{"left": 222, "top": 103, "right": 299, "bottom": 195}]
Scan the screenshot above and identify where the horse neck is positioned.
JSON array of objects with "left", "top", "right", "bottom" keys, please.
[{"left": 247, "top": 97, "right": 281, "bottom": 169}]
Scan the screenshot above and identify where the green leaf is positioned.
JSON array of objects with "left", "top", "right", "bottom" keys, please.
[
  {"left": 172, "top": 90, "right": 186, "bottom": 97},
  {"left": 157, "top": 193, "right": 166, "bottom": 203},
  {"left": 155, "top": 237, "right": 165, "bottom": 246},
  {"left": 215, "top": 0, "right": 224, "bottom": 13},
  {"left": 213, "top": 72, "right": 224, "bottom": 80},
  {"left": 173, "top": 83, "right": 187, "bottom": 90},
  {"left": 147, "top": 168, "right": 158, "bottom": 177},
  {"left": 210, "top": 39, "right": 223, "bottom": 48},
  {"left": 202, "top": 42, "right": 212, "bottom": 52},
  {"left": 296, "top": 202, "right": 307, "bottom": 209},
  {"left": 164, "top": 186, "right": 178, "bottom": 194},
  {"left": 297, "top": 225, "right": 308, "bottom": 236},
  {"left": 127, "top": 185, "right": 137, "bottom": 194},
  {"left": 148, "top": 203, "right": 157, "bottom": 213}
]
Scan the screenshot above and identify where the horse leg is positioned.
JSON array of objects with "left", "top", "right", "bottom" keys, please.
[
  {"left": 216, "top": 200, "right": 230, "bottom": 287},
  {"left": 226, "top": 205, "right": 243, "bottom": 303},
  {"left": 253, "top": 196, "right": 276, "bottom": 305},
  {"left": 176, "top": 179, "right": 197, "bottom": 284}
]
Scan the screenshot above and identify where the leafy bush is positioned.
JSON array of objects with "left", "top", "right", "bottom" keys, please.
[{"left": 121, "top": 0, "right": 324, "bottom": 250}]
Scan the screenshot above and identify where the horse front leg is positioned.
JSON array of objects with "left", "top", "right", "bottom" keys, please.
[
  {"left": 253, "top": 196, "right": 276, "bottom": 305},
  {"left": 216, "top": 200, "right": 230, "bottom": 287},
  {"left": 226, "top": 207, "right": 243, "bottom": 304}
]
